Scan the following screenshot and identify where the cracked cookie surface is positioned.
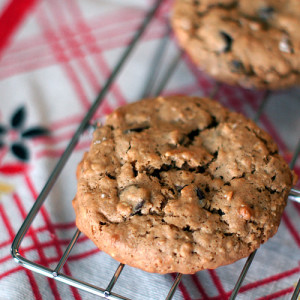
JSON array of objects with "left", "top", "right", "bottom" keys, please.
[
  {"left": 72, "top": 96, "right": 294, "bottom": 274},
  {"left": 171, "top": 0, "right": 300, "bottom": 89}
]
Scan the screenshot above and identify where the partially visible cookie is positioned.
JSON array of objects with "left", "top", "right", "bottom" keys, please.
[
  {"left": 73, "top": 96, "right": 294, "bottom": 274},
  {"left": 171, "top": 0, "right": 300, "bottom": 89}
]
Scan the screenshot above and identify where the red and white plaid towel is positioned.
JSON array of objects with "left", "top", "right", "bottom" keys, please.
[{"left": 0, "top": 0, "right": 299, "bottom": 299}]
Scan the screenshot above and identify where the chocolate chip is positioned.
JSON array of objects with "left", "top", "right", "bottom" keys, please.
[
  {"left": 183, "top": 225, "right": 192, "bottom": 232},
  {"left": 217, "top": 208, "right": 225, "bottom": 216},
  {"left": 120, "top": 185, "right": 150, "bottom": 215},
  {"left": 131, "top": 161, "right": 138, "bottom": 177},
  {"left": 123, "top": 125, "right": 150, "bottom": 134},
  {"left": 186, "top": 129, "right": 200, "bottom": 145},
  {"left": 230, "top": 60, "right": 245, "bottom": 73},
  {"left": 196, "top": 166, "right": 205, "bottom": 173},
  {"left": 106, "top": 172, "right": 116, "bottom": 180},
  {"left": 150, "top": 168, "right": 161, "bottom": 180},
  {"left": 258, "top": 6, "right": 274, "bottom": 21},
  {"left": 196, "top": 187, "right": 205, "bottom": 207},
  {"left": 213, "top": 151, "right": 218, "bottom": 159},
  {"left": 133, "top": 200, "right": 145, "bottom": 214},
  {"left": 224, "top": 232, "right": 233, "bottom": 236},
  {"left": 175, "top": 185, "right": 187, "bottom": 193},
  {"left": 211, "top": 208, "right": 225, "bottom": 216},
  {"left": 220, "top": 31, "right": 233, "bottom": 52},
  {"left": 181, "top": 162, "right": 190, "bottom": 171},
  {"left": 207, "top": 116, "right": 219, "bottom": 129},
  {"left": 196, "top": 187, "right": 205, "bottom": 200}
]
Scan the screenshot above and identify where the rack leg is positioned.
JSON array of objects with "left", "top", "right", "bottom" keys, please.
[{"left": 165, "top": 273, "right": 183, "bottom": 300}]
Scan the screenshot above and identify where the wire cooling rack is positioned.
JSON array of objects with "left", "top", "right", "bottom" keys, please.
[{"left": 11, "top": 1, "right": 300, "bottom": 299}]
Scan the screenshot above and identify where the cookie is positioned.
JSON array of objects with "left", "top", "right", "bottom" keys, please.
[
  {"left": 72, "top": 96, "right": 294, "bottom": 274},
  {"left": 171, "top": 0, "right": 300, "bottom": 89}
]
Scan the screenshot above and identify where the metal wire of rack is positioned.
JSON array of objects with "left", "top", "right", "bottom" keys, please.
[{"left": 10, "top": 1, "right": 300, "bottom": 299}]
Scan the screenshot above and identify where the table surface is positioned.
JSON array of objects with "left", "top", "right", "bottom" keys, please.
[{"left": 0, "top": 0, "right": 299, "bottom": 299}]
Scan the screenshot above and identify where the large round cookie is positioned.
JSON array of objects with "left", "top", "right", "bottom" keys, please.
[
  {"left": 73, "top": 96, "right": 294, "bottom": 274},
  {"left": 171, "top": 0, "right": 300, "bottom": 89}
]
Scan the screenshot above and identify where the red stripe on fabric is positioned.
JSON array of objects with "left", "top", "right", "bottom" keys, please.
[
  {"left": 0, "top": 0, "right": 38, "bottom": 55},
  {"left": 0, "top": 236, "right": 90, "bottom": 266},
  {"left": 0, "top": 13, "right": 165, "bottom": 83},
  {"left": 157, "top": 0, "right": 173, "bottom": 16},
  {"left": 0, "top": 13, "right": 140, "bottom": 78},
  {"left": 0, "top": 22, "right": 166, "bottom": 81},
  {"left": 0, "top": 253, "right": 12, "bottom": 264},
  {"left": 35, "top": 140, "right": 91, "bottom": 159},
  {"left": 208, "top": 270, "right": 227, "bottom": 299},
  {"left": 2, "top": 8, "right": 141, "bottom": 57},
  {"left": 0, "top": 201, "right": 43, "bottom": 299},
  {"left": 67, "top": 248, "right": 99, "bottom": 261},
  {"left": 17, "top": 221, "right": 76, "bottom": 234},
  {"left": 0, "top": 147, "right": 8, "bottom": 165},
  {"left": 0, "top": 266, "right": 22, "bottom": 280},
  {"left": 170, "top": 273, "right": 192, "bottom": 300},
  {"left": 35, "top": 149, "right": 64, "bottom": 159},
  {"left": 94, "top": 101, "right": 115, "bottom": 119},
  {"left": 0, "top": 203, "right": 15, "bottom": 238},
  {"left": 0, "top": 56, "right": 53, "bottom": 80},
  {"left": 52, "top": 221, "right": 76, "bottom": 229},
  {"left": 36, "top": 221, "right": 76, "bottom": 230},
  {"left": 191, "top": 274, "right": 209, "bottom": 299},
  {"left": 65, "top": 0, "right": 127, "bottom": 108},
  {"left": 49, "top": 114, "right": 83, "bottom": 131},
  {"left": 282, "top": 212, "right": 300, "bottom": 247},
  {"left": 32, "top": 130, "right": 75, "bottom": 146},
  {"left": 25, "top": 269, "right": 43, "bottom": 300},
  {"left": 0, "top": 233, "right": 89, "bottom": 266},
  {"left": 0, "top": 163, "right": 28, "bottom": 175},
  {"left": 23, "top": 174, "right": 82, "bottom": 300},
  {"left": 36, "top": 6, "right": 90, "bottom": 110},
  {"left": 0, "top": 239, "right": 11, "bottom": 248},
  {"left": 0, "top": 247, "right": 99, "bottom": 282},
  {"left": 13, "top": 193, "right": 62, "bottom": 300},
  {"left": 208, "top": 265, "right": 300, "bottom": 300},
  {"left": 256, "top": 287, "right": 294, "bottom": 300},
  {"left": 293, "top": 202, "right": 300, "bottom": 217},
  {"left": 238, "top": 266, "right": 300, "bottom": 293},
  {"left": 1, "top": 237, "right": 92, "bottom": 269},
  {"left": 47, "top": 1, "right": 100, "bottom": 94},
  {"left": 0, "top": 247, "right": 94, "bottom": 281},
  {"left": 24, "top": 247, "right": 98, "bottom": 265}
]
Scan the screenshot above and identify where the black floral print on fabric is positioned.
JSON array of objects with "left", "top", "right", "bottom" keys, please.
[{"left": 0, "top": 106, "right": 49, "bottom": 161}]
